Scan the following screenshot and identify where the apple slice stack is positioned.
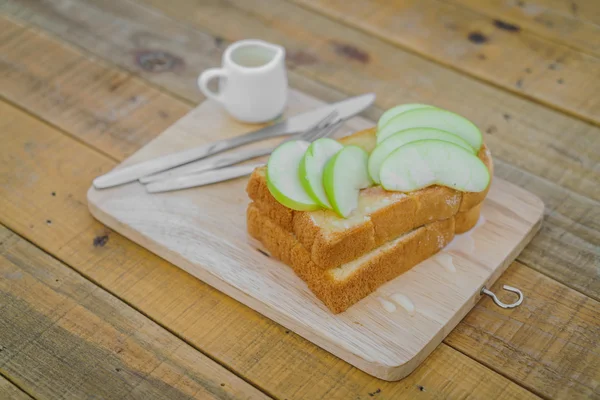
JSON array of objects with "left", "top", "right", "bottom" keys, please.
[{"left": 266, "top": 104, "right": 490, "bottom": 219}]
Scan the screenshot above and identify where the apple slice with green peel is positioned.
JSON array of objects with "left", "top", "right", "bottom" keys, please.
[
  {"left": 376, "top": 108, "right": 483, "bottom": 151},
  {"left": 368, "top": 128, "right": 474, "bottom": 184},
  {"left": 380, "top": 140, "right": 490, "bottom": 193},
  {"left": 299, "top": 138, "right": 344, "bottom": 209},
  {"left": 267, "top": 140, "right": 321, "bottom": 211},
  {"left": 323, "top": 145, "right": 372, "bottom": 218},
  {"left": 377, "top": 103, "right": 435, "bottom": 130}
]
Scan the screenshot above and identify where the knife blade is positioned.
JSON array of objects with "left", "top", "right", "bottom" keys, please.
[
  {"left": 145, "top": 163, "right": 263, "bottom": 193},
  {"left": 93, "top": 93, "right": 375, "bottom": 189}
]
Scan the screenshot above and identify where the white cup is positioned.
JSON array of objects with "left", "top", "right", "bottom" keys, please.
[{"left": 198, "top": 39, "right": 288, "bottom": 123}]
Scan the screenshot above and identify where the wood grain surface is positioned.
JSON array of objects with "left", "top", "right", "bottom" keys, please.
[
  {"left": 81, "top": 0, "right": 600, "bottom": 300},
  {"left": 2, "top": 0, "right": 598, "bottom": 300},
  {"left": 292, "top": 0, "right": 600, "bottom": 126},
  {"left": 447, "top": 263, "right": 600, "bottom": 399},
  {"left": 0, "top": 96, "right": 537, "bottom": 400},
  {"left": 1, "top": 1, "right": 599, "bottom": 398},
  {"left": 0, "top": 226, "right": 269, "bottom": 400},
  {"left": 0, "top": 376, "right": 33, "bottom": 400},
  {"left": 5, "top": 0, "right": 600, "bottom": 201},
  {"left": 447, "top": 0, "right": 600, "bottom": 57},
  {"left": 120, "top": 0, "right": 600, "bottom": 198},
  {"left": 87, "top": 93, "right": 543, "bottom": 380},
  {"left": 0, "top": 0, "right": 372, "bottom": 119},
  {"left": 0, "top": 14, "right": 598, "bottom": 398}
]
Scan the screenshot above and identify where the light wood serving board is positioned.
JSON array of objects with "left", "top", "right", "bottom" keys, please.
[{"left": 88, "top": 90, "right": 544, "bottom": 381}]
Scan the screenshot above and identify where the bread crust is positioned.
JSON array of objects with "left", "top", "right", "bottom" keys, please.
[
  {"left": 246, "top": 128, "right": 492, "bottom": 269},
  {"left": 246, "top": 127, "right": 489, "bottom": 313},
  {"left": 248, "top": 203, "right": 456, "bottom": 313},
  {"left": 455, "top": 203, "right": 482, "bottom": 233}
]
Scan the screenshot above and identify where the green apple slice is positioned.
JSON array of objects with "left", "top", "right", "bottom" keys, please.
[
  {"left": 368, "top": 128, "right": 474, "bottom": 184},
  {"left": 377, "top": 103, "right": 434, "bottom": 130},
  {"left": 323, "top": 145, "right": 372, "bottom": 218},
  {"left": 380, "top": 139, "right": 490, "bottom": 192},
  {"left": 267, "top": 140, "right": 321, "bottom": 211},
  {"left": 376, "top": 108, "right": 483, "bottom": 151},
  {"left": 299, "top": 138, "right": 344, "bottom": 209}
]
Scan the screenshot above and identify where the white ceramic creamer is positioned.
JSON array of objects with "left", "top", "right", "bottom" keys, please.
[{"left": 198, "top": 39, "right": 287, "bottom": 123}]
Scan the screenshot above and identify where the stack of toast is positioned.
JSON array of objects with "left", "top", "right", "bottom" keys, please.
[{"left": 246, "top": 127, "right": 493, "bottom": 313}]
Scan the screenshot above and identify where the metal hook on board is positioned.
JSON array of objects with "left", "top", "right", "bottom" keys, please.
[{"left": 480, "top": 285, "right": 524, "bottom": 309}]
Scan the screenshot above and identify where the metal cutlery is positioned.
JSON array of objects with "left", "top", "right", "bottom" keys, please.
[
  {"left": 140, "top": 111, "right": 340, "bottom": 184},
  {"left": 145, "top": 116, "right": 344, "bottom": 193},
  {"left": 93, "top": 93, "right": 375, "bottom": 189}
]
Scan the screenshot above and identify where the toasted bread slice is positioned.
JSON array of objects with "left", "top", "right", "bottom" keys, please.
[
  {"left": 248, "top": 203, "right": 467, "bottom": 313},
  {"left": 246, "top": 128, "right": 492, "bottom": 269}
]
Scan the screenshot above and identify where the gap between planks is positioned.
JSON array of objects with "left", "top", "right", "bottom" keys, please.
[
  {"left": 0, "top": 97, "right": 544, "bottom": 398},
  {"left": 288, "top": 0, "right": 600, "bottom": 127},
  {"left": 443, "top": 336, "right": 549, "bottom": 400},
  {"left": 0, "top": 373, "right": 35, "bottom": 400},
  {"left": 0, "top": 11, "right": 597, "bottom": 302},
  {"left": 0, "top": 12, "right": 596, "bottom": 396},
  {"left": 0, "top": 94, "right": 120, "bottom": 163},
  {"left": 1, "top": 89, "right": 596, "bottom": 398},
  {"left": 0, "top": 223, "right": 273, "bottom": 400},
  {"left": 444, "top": 0, "right": 600, "bottom": 58}
]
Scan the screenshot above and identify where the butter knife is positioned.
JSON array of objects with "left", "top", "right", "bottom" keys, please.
[
  {"left": 145, "top": 163, "right": 263, "bottom": 193},
  {"left": 93, "top": 93, "right": 375, "bottom": 189},
  {"left": 139, "top": 147, "right": 271, "bottom": 184}
]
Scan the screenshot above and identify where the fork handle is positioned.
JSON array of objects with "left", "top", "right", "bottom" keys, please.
[
  {"left": 140, "top": 146, "right": 274, "bottom": 184},
  {"left": 145, "top": 163, "right": 264, "bottom": 193}
]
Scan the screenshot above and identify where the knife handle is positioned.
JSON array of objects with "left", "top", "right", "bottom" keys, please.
[
  {"left": 93, "top": 124, "right": 282, "bottom": 189},
  {"left": 145, "top": 163, "right": 263, "bottom": 193}
]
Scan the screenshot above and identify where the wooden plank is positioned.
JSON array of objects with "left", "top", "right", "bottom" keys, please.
[
  {"left": 121, "top": 0, "right": 600, "bottom": 202},
  {"left": 0, "top": 90, "right": 540, "bottom": 398},
  {"left": 0, "top": 14, "right": 597, "bottom": 398},
  {"left": 450, "top": 262, "right": 600, "bottom": 399},
  {"left": 446, "top": 0, "right": 600, "bottom": 57},
  {"left": 0, "top": 376, "right": 33, "bottom": 400},
  {"left": 0, "top": 13, "right": 190, "bottom": 160},
  {"left": 87, "top": 95, "right": 544, "bottom": 381},
  {"left": 0, "top": 0, "right": 377, "bottom": 121},
  {"left": 0, "top": 226, "right": 270, "bottom": 400},
  {"left": 532, "top": 0, "right": 600, "bottom": 24},
  {"left": 492, "top": 162, "right": 600, "bottom": 299},
  {"left": 291, "top": 0, "right": 600, "bottom": 126},
  {"left": 1, "top": 3, "right": 598, "bottom": 299},
  {"left": 3, "top": 0, "right": 600, "bottom": 203}
]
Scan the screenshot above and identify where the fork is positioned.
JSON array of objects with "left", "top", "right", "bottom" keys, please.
[
  {"left": 144, "top": 114, "right": 344, "bottom": 193},
  {"left": 140, "top": 111, "right": 340, "bottom": 184}
]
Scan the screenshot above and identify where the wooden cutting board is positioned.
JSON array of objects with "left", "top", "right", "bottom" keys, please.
[{"left": 88, "top": 90, "right": 544, "bottom": 381}]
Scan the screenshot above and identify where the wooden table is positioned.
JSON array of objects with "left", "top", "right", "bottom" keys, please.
[{"left": 0, "top": 1, "right": 598, "bottom": 398}]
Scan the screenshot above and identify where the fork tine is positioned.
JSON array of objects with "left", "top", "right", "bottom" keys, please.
[
  {"left": 297, "top": 111, "right": 339, "bottom": 141},
  {"left": 314, "top": 110, "right": 339, "bottom": 130},
  {"left": 301, "top": 117, "right": 342, "bottom": 143},
  {"left": 311, "top": 119, "right": 343, "bottom": 141},
  {"left": 313, "top": 118, "right": 344, "bottom": 140},
  {"left": 300, "top": 127, "right": 325, "bottom": 143},
  {"left": 280, "top": 110, "right": 338, "bottom": 146}
]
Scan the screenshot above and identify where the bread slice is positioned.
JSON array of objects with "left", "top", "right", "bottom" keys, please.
[
  {"left": 455, "top": 203, "right": 482, "bottom": 234},
  {"left": 248, "top": 203, "right": 469, "bottom": 313},
  {"left": 246, "top": 128, "right": 492, "bottom": 269}
]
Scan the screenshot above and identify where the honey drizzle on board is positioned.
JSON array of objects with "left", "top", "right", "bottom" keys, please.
[
  {"left": 445, "top": 215, "right": 486, "bottom": 255},
  {"left": 390, "top": 293, "right": 416, "bottom": 315},
  {"left": 377, "top": 297, "right": 397, "bottom": 313},
  {"left": 377, "top": 215, "right": 487, "bottom": 313}
]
